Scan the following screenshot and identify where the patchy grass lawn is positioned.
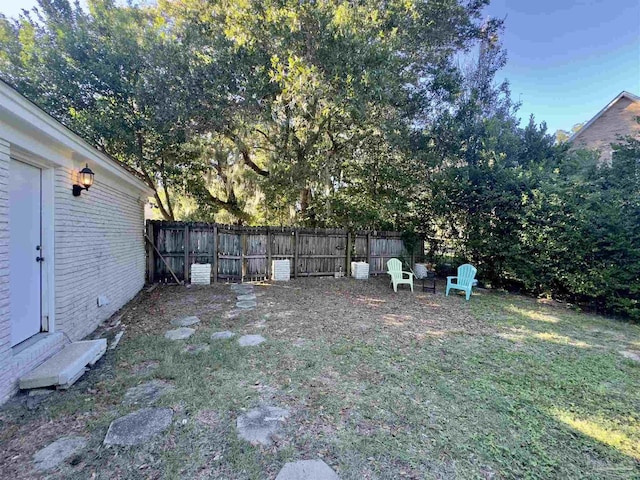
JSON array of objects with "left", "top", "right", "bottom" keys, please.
[{"left": 0, "top": 278, "right": 639, "bottom": 479}]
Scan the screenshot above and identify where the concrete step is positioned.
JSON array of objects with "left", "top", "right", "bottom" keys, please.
[{"left": 19, "top": 339, "right": 107, "bottom": 390}]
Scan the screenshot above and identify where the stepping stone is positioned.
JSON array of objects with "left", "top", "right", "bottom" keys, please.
[
  {"left": 236, "top": 405, "right": 289, "bottom": 445},
  {"left": 170, "top": 316, "right": 201, "bottom": 327},
  {"left": 238, "top": 334, "right": 266, "bottom": 347},
  {"left": 620, "top": 350, "right": 640, "bottom": 362},
  {"left": 275, "top": 459, "right": 340, "bottom": 480},
  {"left": 211, "top": 331, "right": 235, "bottom": 340},
  {"left": 237, "top": 294, "right": 257, "bottom": 302},
  {"left": 234, "top": 290, "right": 254, "bottom": 297},
  {"left": 231, "top": 283, "right": 254, "bottom": 292},
  {"left": 104, "top": 408, "right": 173, "bottom": 446},
  {"left": 236, "top": 300, "right": 257, "bottom": 309},
  {"left": 123, "top": 380, "right": 174, "bottom": 406},
  {"left": 183, "top": 344, "right": 210, "bottom": 354},
  {"left": 164, "top": 327, "right": 196, "bottom": 340},
  {"left": 33, "top": 436, "right": 87, "bottom": 472}
]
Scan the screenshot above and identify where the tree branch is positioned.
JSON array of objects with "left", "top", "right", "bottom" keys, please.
[
  {"left": 223, "top": 131, "right": 270, "bottom": 177},
  {"left": 240, "top": 148, "right": 270, "bottom": 177}
]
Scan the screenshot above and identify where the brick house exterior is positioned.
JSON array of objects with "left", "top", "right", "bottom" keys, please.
[
  {"left": 569, "top": 91, "right": 640, "bottom": 163},
  {"left": 0, "top": 81, "right": 152, "bottom": 403}
]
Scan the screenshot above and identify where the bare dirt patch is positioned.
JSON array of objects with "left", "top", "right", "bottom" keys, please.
[{"left": 258, "top": 277, "right": 490, "bottom": 345}]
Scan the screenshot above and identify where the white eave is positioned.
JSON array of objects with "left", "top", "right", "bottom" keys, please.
[
  {"left": 568, "top": 91, "right": 640, "bottom": 143},
  {"left": 0, "top": 80, "right": 153, "bottom": 195}
]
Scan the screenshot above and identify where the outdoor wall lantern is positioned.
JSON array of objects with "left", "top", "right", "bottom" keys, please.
[{"left": 72, "top": 164, "right": 95, "bottom": 196}]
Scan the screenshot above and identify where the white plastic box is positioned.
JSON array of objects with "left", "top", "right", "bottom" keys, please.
[
  {"left": 271, "top": 259, "right": 291, "bottom": 281},
  {"left": 190, "top": 263, "right": 212, "bottom": 285},
  {"left": 350, "top": 261, "right": 370, "bottom": 280}
]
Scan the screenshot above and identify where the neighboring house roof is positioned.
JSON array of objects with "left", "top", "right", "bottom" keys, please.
[
  {"left": 0, "top": 78, "right": 153, "bottom": 194},
  {"left": 568, "top": 91, "right": 640, "bottom": 143},
  {"left": 568, "top": 91, "right": 640, "bottom": 163}
]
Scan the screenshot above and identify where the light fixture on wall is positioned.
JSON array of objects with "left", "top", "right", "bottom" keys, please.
[{"left": 72, "top": 164, "right": 95, "bottom": 196}]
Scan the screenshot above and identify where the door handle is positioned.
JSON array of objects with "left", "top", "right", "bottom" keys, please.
[{"left": 36, "top": 257, "right": 44, "bottom": 262}]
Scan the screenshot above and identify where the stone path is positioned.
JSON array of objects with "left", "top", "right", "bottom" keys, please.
[
  {"left": 170, "top": 315, "right": 201, "bottom": 327},
  {"left": 104, "top": 408, "right": 173, "bottom": 446},
  {"left": 237, "top": 293, "right": 257, "bottom": 302},
  {"left": 164, "top": 327, "right": 196, "bottom": 340},
  {"left": 123, "top": 380, "right": 174, "bottom": 406},
  {"left": 238, "top": 334, "right": 266, "bottom": 347},
  {"left": 212, "top": 330, "right": 235, "bottom": 340},
  {"left": 620, "top": 350, "right": 640, "bottom": 362},
  {"left": 33, "top": 436, "right": 87, "bottom": 471},
  {"left": 275, "top": 460, "right": 340, "bottom": 480},
  {"left": 236, "top": 405, "right": 289, "bottom": 445},
  {"left": 236, "top": 300, "right": 258, "bottom": 309},
  {"left": 232, "top": 283, "right": 257, "bottom": 311}
]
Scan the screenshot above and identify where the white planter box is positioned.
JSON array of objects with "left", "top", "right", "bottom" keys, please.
[
  {"left": 271, "top": 259, "right": 290, "bottom": 281},
  {"left": 190, "top": 263, "right": 212, "bottom": 285},
  {"left": 350, "top": 262, "right": 369, "bottom": 280}
]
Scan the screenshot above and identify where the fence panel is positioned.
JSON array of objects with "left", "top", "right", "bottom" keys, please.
[
  {"left": 245, "top": 228, "right": 268, "bottom": 281},
  {"left": 217, "top": 227, "right": 242, "bottom": 280},
  {"left": 147, "top": 221, "right": 418, "bottom": 283},
  {"left": 153, "top": 224, "right": 186, "bottom": 283}
]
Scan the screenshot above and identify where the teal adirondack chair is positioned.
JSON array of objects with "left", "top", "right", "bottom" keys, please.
[
  {"left": 387, "top": 258, "right": 414, "bottom": 292},
  {"left": 446, "top": 264, "right": 477, "bottom": 301}
]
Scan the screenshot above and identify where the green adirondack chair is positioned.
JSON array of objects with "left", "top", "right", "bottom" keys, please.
[
  {"left": 386, "top": 258, "right": 414, "bottom": 292},
  {"left": 446, "top": 263, "right": 477, "bottom": 300}
]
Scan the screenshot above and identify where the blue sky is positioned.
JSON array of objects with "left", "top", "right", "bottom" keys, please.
[
  {"left": 485, "top": 0, "right": 640, "bottom": 132},
  {"left": 1, "top": 0, "right": 638, "bottom": 133}
]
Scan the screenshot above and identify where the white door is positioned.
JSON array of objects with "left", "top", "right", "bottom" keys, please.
[{"left": 9, "top": 159, "right": 42, "bottom": 346}]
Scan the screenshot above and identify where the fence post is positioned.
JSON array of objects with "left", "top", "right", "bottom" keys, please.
[
  {"left": 293, "top": 229, "right": 298, "bottom": 279},
  {"left": 346, "top": 231, "right": 352, "bottom": 277},
  {"left": 241, "top": 231, "right": 247, "bottom": 283},
  {"left": 367, "top": 232, "right": 372, "bottom": 269},
  {"left": 266, "top": 228, "right": 272, "bottom": 281},
  {"left": 213, "top": 224, "right": 218, "bottom": 283},
  {"left": 146, "top": 221, "right": 155, "bottom": 283},
  {"left": 183, "top": 224, "right": 190, "bottom": 284}
]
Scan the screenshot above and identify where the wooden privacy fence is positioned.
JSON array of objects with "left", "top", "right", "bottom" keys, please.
[{"left": 146, "top": 221, "right": 421, "bottom": 284}]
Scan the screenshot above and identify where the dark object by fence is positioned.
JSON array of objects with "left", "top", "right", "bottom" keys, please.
[{"left": 146, "top": 221, "right": 422, "bottom": 284}]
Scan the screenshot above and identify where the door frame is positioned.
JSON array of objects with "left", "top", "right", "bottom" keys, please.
[{"left": 9, "top": 151, "right": 55, "bottom": 336}]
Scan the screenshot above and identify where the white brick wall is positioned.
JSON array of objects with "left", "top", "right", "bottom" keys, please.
[
  {"left": 54, "top": 166, "right": 146, "bottom": 340},
  {"left": 0, "top": 155, "right": 146, "bottom": 403},
  {"left": 0, "top": 82, "right": 151, "bottom": 404}
]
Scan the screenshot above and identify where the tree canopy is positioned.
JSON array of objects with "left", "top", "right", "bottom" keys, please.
[{"left": 1, "top": 0, "right": 638, "bottom": 319}]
